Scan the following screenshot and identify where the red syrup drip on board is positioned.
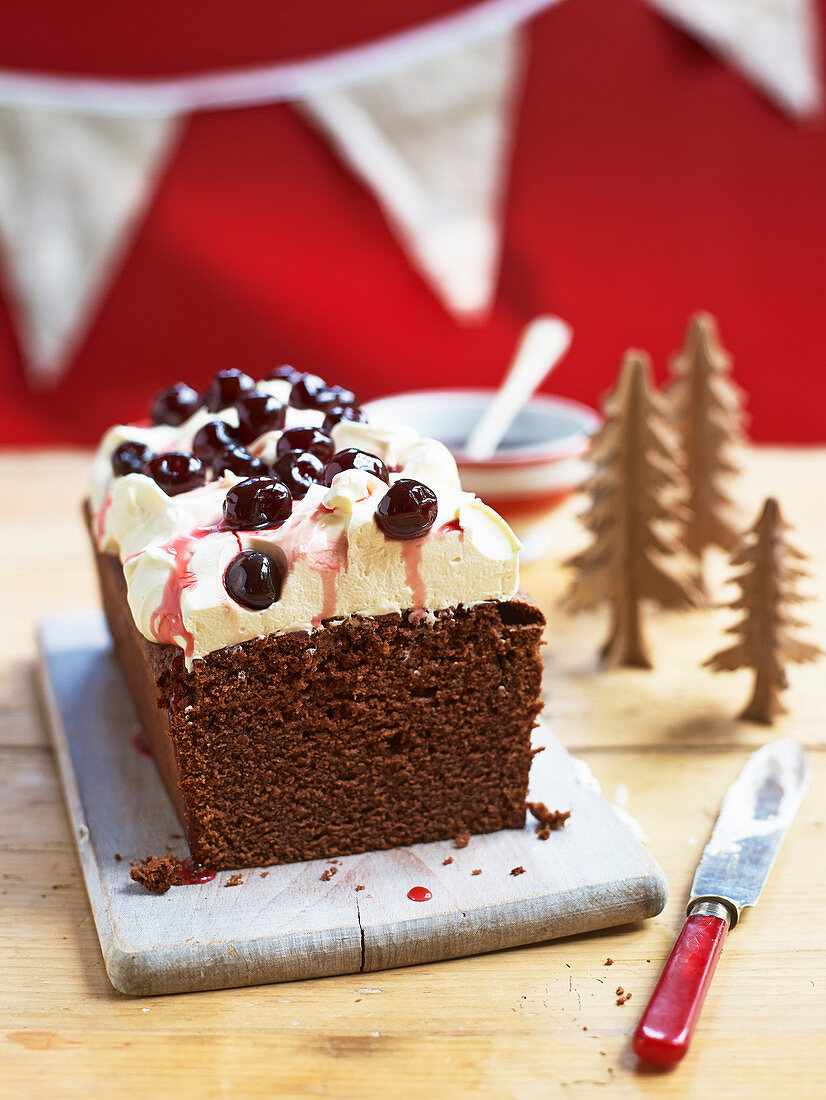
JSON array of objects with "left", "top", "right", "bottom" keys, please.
[
  {"left": 177, "top": 857, "right": 216, "bottom": 886},
  {"left": 407, "top": 886, "right": 432, "bottom": 903},
  {"left": 401, "top": 538, "right": 427, "bottom": 610},
  {"left": 129, "top": 725, "right": 152, "bottom": 759}
]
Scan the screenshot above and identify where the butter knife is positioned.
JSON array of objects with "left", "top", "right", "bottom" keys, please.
[{"left": 633, "top": 738, "right": 808, "bottom": 1066}]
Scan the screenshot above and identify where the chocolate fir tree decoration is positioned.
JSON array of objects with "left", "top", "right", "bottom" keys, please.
[
  {"left": 705, "top": 497, "right": 822, "bottom": 724},
  {"left": 562, "top": 350, "right": 699, "bottom": 669},
  {"left": 666, "top": 313, "right": 747, "bottom": 594}
]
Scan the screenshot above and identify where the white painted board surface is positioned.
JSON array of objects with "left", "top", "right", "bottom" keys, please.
[{"left": 37, "top": 611, "right": 667, "bottom": 996}]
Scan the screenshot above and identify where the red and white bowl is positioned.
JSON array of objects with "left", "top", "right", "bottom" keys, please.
[{"left": 365, "top": 389, "right": 600, "bottom": 529}]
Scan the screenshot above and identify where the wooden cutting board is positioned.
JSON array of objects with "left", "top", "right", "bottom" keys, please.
[{"left": 37, "top": 611, "right": 667, "bottom": 997}]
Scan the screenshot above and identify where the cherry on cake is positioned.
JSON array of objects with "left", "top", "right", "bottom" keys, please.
[{"left": 87, "top": 367, "right": 545, "bottom": 870}]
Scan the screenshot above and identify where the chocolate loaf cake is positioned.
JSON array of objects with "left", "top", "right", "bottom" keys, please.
[{"left": 88, "top": 367, "right": 545, "bottom": 870}]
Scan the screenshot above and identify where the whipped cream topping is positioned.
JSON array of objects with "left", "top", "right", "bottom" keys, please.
[{"left": 91, "top": 390, "right": 521, "bottom": 669}]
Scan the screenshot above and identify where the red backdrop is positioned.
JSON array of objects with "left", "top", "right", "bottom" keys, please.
[{"left": 1, "top": 0, "right": 825, "bottom": 445}]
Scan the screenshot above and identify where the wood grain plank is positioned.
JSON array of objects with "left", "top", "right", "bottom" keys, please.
[
  {"left": 2, "top": 447, "right": 825, "bottom": 1096},
  {"left": 2, "top": 743, "right": 823, "bottom": 1098}
]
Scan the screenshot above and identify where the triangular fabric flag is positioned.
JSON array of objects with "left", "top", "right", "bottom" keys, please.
[
  {"left": 301, "top": 28, "right": 525, "bottom": 319},
  {"left": 648, "top": 0, "right": 821, "bottom": 116},
  {"left": 0, "top": 107, "right": 181, "bottom": 386}
]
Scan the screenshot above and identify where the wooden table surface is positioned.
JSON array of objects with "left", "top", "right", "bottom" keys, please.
[{"left": 2, "top": 447, "right": 824, "bottom": 1098}]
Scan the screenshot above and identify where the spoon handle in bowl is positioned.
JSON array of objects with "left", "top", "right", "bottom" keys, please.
[{"left": 464, "top": 316, "right": 572, "bottom": 461}]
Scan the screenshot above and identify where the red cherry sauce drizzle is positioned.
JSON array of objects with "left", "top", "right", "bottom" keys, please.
[
  {"left": 177, "top": 857, "right": 216, "bottom": 885},
  {"left": 129, "top": 724, "right": 152, "bottom": 759},
  {"left": 278, "top": 503, "right": 348, "bottom": 626},
  {"left": 94, "top": 491, "right": 114, "bottom": 548},
  {"left": 437, "top": 518, "right": 463, "bottom": 539},
  {"left": 318, "top": 571, "right": 339, "bottom": 623},
  {"left": 149, "top": 526, "right": 223, "bottom": 658},
  {"left": 149, "top": 536, "right": 199, "bottom": 658},
  {"left": 401, "top": 539, "right": 427, "bottom": 610},
  {"left": 407, "top": 886, "right": 432, "bottom": 902}
]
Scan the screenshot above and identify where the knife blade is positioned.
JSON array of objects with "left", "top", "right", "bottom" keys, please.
[
  {"left": 689, "top": 738, "right": 808, "bottom": 923},
  {"left": 633, "top": 739, "right": 808, "bottom": 1066}
]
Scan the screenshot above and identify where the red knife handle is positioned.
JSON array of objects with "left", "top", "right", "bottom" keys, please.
[{"left": 633, "top": 901, "right": 731, "bottom": 1066}]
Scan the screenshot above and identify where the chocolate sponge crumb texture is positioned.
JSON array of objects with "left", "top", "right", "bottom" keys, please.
[
  {"left": 130, "top": 852, "right": 183, "bottom": 895},
  {"left": 86, "top": 367, "right": 546, "bottom": 872}
]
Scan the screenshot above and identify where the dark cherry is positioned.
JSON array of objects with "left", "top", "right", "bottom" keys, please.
[
  {"left": 289, "top": 374, "right": 355, "bottom": 412},
  {"left": 212, "top": 445, "right": 267, "bottom": 479},
  {"left": 323, "top": 448, "right": 389, "bottom": 487},
  {"left": 150, "top": 382, "right": 200, "bottom": 426},
  {"left": 288, "top": 373, "right": 328, "bottom": 410},
  {"left": 276, "top": 426, "right": 334, "bottom": 462},
  {"left": 327, "top": 385, "right": 358, "bottom": 408},
  {"left": 236, "top": 391, "right": 286, "bottom": 443},
  {"left": 224, "top": 549, "right": 288, "bottom": 611},
  {"left": 375, "top": 478, "right": 439, "bottom": 540},
  {"left": 267, "top": 364, "right": 306, "bottom": 385},
  {"left": 201, "top": 368, "right": 255, "bottom": 413},
  {"left": 272, "top": 450, "right": 325, "bottom": 500},
  {"left": 112, "top": 440, "right": 153, "bottom": 477},
  {"left": 322, "top": 404, "right": 366, "bottom": 434},
  {"left": 142, "top": 452, "right": 207, "bottom": 497},
  {"left": 191, "top": 419, "right": 243, "bottom": 463},
  {"left": 222, "top": 476, "right": 292, "bottom": 530}
]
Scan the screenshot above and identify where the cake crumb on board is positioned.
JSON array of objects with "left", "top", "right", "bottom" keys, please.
[
  {"left": 224, "top": 873, "right": 243, "bottom": 887},
  {"left": 260, "top": 871, "right": 268, "bottom": 878},
  {"left": 320, "top": 867, "right": 338, "bottom": 882},
  {"left": 605, "top": 957, "right": 614, "bottom": 966},
  {"left": 471, "top": 868, "right": 482, "bottom": 876},
  {"left": 454, "top": 830, "right": 471, "bottom": 849},
  {"left": 442, "top": 857, "right": 454, "bottom": 866},
  {"left": 130, "top": 853, "right": 183, "bottom": 895},
  {"left": 527, "top": 802, "right": 572, "bottom": 839},
  {"left": 354, "top": 884, "right": 365, "bottom": 892},
  {"left": 510, "top": 866, "right": 526, "bottom": 876}
]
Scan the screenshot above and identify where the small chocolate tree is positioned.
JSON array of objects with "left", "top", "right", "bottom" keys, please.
[
  {"left": 705, "top": 497, "right": 822, "bottom": 724},
  {"left": 666, "top": 313, "right": 747, "bottom": 595},
  {"left": 562, "top": 350, "right": 699, "bottom": 669}
]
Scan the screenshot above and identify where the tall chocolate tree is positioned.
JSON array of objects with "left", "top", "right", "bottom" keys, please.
[
  {"left": 666, "top": 313, "right": 747, "bottom": 594},
  {"left": 705, "top": 497, "right": 822, "bottom": 724},
  {"left": 562, "top": 350, "right": 699, "bottom": 669}
]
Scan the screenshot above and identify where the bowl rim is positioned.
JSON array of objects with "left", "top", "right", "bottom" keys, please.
[{"left": 364, "top": 387, "right": 601, "bottom": 467}]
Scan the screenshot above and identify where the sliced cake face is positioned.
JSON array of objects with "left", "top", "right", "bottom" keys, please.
[{"left": 90, "top": 369, "right": 522, "bottom": 668}]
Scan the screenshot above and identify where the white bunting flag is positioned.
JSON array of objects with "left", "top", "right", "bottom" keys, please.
[
  {"left": 301, "top": 29, "right": 524, "bottom": 319},
  {"left": 0, "top": 107, "right": 180, "bottom": 386},
  {"left": 0, "top": 0, "right": 819, "bottom": 385},
  {"left": 648, "top": 0, "right": 821, "bottom": 116}
]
